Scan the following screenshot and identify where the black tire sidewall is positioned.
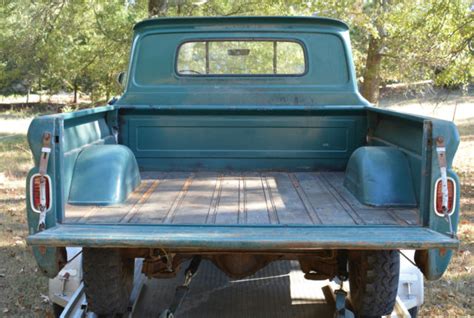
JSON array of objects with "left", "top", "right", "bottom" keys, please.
[
  {"left": 349, "top": 250, "right": 400, "bottom": 317},
  {"left": 82, "top": 248, "right": 134, "bottom": 316}
]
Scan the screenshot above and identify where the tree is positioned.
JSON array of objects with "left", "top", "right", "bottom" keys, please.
[
  {"left": 360, "top": 0, "right": 387, "bottom": 103},
  {"left": 294, "top": 0, "right": 473, "bottom": 103},
  {"left": 148, "top": 0, "right": 169, "bottom": 16},
  {"left": 0, "top": 0, "right": 472, "bottom": 104}
]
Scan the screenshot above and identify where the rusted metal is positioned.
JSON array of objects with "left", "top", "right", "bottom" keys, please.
[
  {"left": 37, "top": 132, "right": 52, "bottom": 231},
  {"left": 39, "top": 246, "right": 47, "bottom": 255},
  {"left": 414, "top": 250, "right": 429, "bottom": 278},
  {"left": 435, "top": 136, "right": 455, "bottom": 237},
  {"left": 159, "top": 256, "right": 202, "bottom": 318},
  {"left": 299, "top": 250, "right": 338, "bottom": 280},
  {"left": 211, "top": 254, "right": 279, "bottom": 279},
  {"left": 57, "top": 247, "right": 68, "bottom": 272},
  {"left": 38, "top": 132, "right": 51, "bottom": 175},
  {"left": 142, "top": 252, "right": 188, "bottom": 279}
]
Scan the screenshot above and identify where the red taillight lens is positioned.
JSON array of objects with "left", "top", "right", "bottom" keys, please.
[
  {"left": 435, "top": 178, "right": 455, "bottom": 216},
  {"left": 31, "top": 175, "right": 51, "bottom": 212}
]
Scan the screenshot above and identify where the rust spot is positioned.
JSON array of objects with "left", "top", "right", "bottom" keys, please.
[
  {"left": 211, "top": 254, "right": 277, "bottom": 279},
  {"left": 38, "top": 246, "right": 46, "bottom": 255},
  {"left": 439, "top": 248, "right": 447, "bottom": 256},
  {"left": 414, "top": 250, "right": 429, "bottom": 277},
  {"left": 57, "top": 247, "right": 67, "bottom": 271},
  {"left": 43, "top": 132, "right": 51, "bottom": 143}
]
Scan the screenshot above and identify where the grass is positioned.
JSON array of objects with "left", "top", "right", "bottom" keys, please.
[
  {"left": 0, "top": 94, "right": 472, "bottom": 316},
  {"left": 0, "top": 102, "right": 101, "bottom": 120},
  {"left": 419, "top": 118, "right": 474, "bottom": 317},
  {"left": 0, "top": 134, "right": 52, "bottom": 317},
  {"left": 0, "top": 104, "right": 59, "bottom": 119},
  {"left": 382, "top": 91, "right": 474, "bottom": 317}
]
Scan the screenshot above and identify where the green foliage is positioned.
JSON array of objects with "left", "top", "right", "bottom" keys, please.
[
  {"left": 0, "top": 0, "right": 472, "bottom": 102},
  {"left": 301, "top": 0, "right": 473, "bottom": 89},
  {"left": 0, "top": 0, "right": 147, "bottom": 100}
]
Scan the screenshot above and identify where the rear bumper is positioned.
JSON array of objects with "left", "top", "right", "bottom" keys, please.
[{"left": 27, "top": 224, "right": 459, "bottom": 252}]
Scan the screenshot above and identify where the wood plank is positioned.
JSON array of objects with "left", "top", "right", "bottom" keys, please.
[
  {"left": 64, "top": 204, "right": 96, "bottom": 223},
  {"left": 214, "top": 175, "right": 241, "bottom": 225},
  {"left": 323, "top": 172, "right": 420, "bottom": 226},
  {"left": 238, "top": 175, "right": 245, "bottom": 224},
  {"left": 294, "top": 173, "right": 355, "bottom": 225},
  {"left": 265, "top": 172, "right": 313, "bottom": 225},
  {"left": 64, "top": 171, "right": 420, "bottom": 227},
  {"left": 322, "top": 172, "right": 368, "bottom": 210},
  {"left": 391, "top": 209, "right": 420, "bottom": 225},
  {"left": 130, "top": 172, "right": 190, "bottom": 224},
  {"left": 172, "top": 172, "right": 218, "bottom": 224},
  {"left": 355, "top": 209, "right": 399, "bottom": 225},
  {"left": 317, "top": 173, "right": 365, "bottom": 225},
  {"left": 288, "top": 173, "right": 323, "bottom": 224},
  {"left": 66, "top": 179, "right": 155, "bottom": 224},
  {"left": 119, "top": 179, "right": 161, "bottom": 223},
  {"left": 163, "top": 173, "right": 194, "bottom": 224},
  {"left": 243, "top": 174, "right": 270, "bottom": 224},
  {"left": 205, "top": 175, "right": 223, "bottom": 224},
  {"left": 261, "top": 174, "right": 279, "bottom": 224}
]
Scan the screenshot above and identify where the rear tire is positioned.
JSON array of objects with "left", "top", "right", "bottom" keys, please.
[
  {"left": 408, "top": 306, "right": 419, "bottom": 317},
  {"left": 52, "top": 303, "right": 64, "bottom": 318},
  {"left": 82, "top": 248, "right": 134, "bottom": 317},
  {"left": 349, "top": 250, "right": 400, "bottom": 317}
]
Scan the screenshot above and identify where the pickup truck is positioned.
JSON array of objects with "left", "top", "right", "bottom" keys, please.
[{"left": 26, "top": 16, "right": 460, "bottom": 317}]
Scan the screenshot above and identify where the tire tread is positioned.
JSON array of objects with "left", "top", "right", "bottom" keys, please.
[
  {"left": 349, "top": 250, "right": 400, "bottom": 317},
  {"left": 82, "top": 248, "right": 133, "bottom": 316}
]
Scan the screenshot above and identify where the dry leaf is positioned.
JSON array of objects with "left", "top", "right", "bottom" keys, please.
[{"left": 40, "top": 294, "right": 50, "bottom": 304}]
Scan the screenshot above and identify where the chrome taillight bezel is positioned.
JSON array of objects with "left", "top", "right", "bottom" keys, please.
[
  {"left": 29, "top": 173, "right": 52, "bottom": 213},
  {"left": 433, "top": 176, "right": 456, "bottom": 217}
]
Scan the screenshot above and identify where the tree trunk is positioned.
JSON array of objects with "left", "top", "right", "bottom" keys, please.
[
  {"left": 38, "top": 76, "right": 42, "bottom": 103},
  {"left": 73, "top": 81, "right": 78, "bottom": 104},
  {"left": 26, "top": 87, "right": 30, "bottom": 104},
  {"left": 361, "top": 36, "right": 383, "bottom": 104},
  {"left": 148, "top": 0, "right": 168, "bottom": 17}
]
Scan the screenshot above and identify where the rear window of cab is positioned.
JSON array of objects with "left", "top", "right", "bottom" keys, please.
[
  {"left": 133, "top": 33, "right": 349, "bottom": 85},
  {"left": 176, "top": 40, "right": 306, "bottom": 76}
]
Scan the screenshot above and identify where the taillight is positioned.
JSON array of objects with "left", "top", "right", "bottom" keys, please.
[
  {"left": 434, "top": 177, "right": 455, "bottom": 216},
  {"left": 30, "top": 174, "right": 52, "bottom": 213}
]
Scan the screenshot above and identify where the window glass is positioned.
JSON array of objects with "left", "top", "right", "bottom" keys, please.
[{"left": 177, "top": 40, "right": 306, "bottom": 75}]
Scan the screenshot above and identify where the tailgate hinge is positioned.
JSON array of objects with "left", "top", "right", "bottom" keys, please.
[{"left": 38, "top": 132, "right": 52, "bottom": 231}]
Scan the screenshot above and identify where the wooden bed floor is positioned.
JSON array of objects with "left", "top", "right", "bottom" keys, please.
[{"left": 65, "top": 171, "right": 420, "bottom": 226}]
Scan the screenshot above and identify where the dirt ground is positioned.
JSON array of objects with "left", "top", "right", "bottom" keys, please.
[
  {"left": 0, "top": 90, "right": 472, "bottom": 317},
  {"left": 380, "top": 91, "right": 474, "bottom": 317}
]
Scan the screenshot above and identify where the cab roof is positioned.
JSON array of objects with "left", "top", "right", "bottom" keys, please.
[{"left": 134, "top": 16, "right": 349, "bottom": 32}]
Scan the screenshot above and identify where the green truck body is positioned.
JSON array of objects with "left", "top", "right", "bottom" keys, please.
[{"left": 25, "top": 17, "right": 460, "bottom": 316}]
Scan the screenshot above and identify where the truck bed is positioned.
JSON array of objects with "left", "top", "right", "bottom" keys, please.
[{"left": 65, "top": 171, "right": 419, "bottom": 226}]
